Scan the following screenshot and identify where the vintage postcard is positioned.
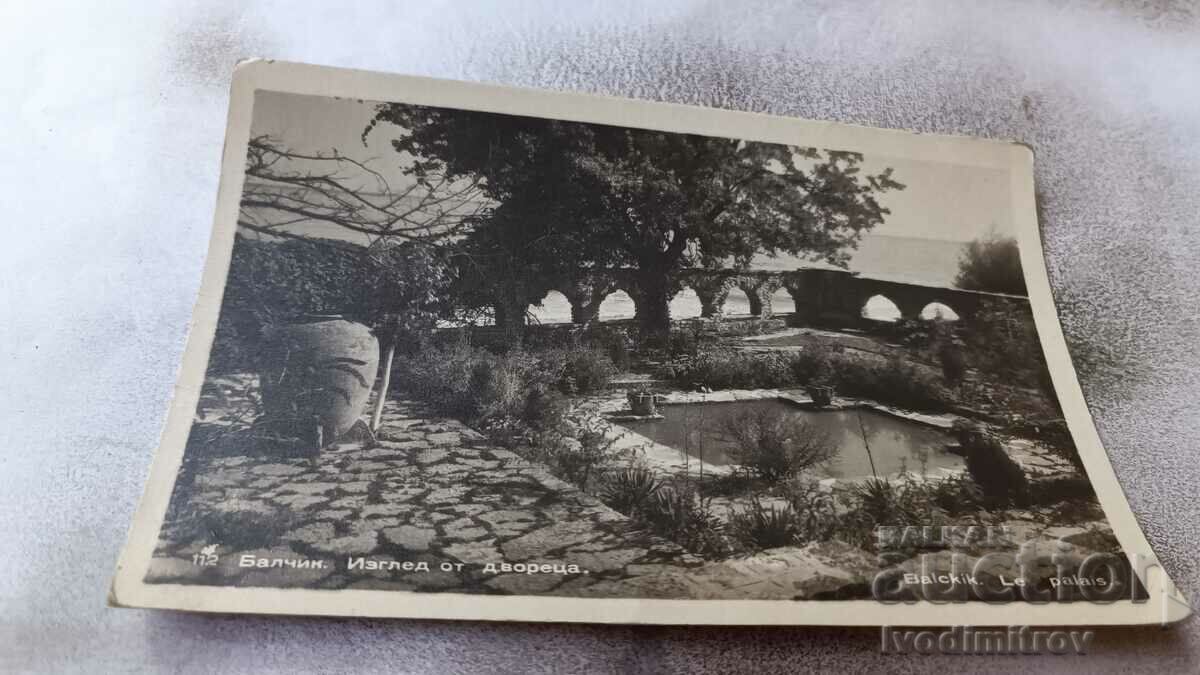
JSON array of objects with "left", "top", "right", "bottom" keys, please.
[{"left": 111, "top": 60, "right": 1187, "bottom": 625}]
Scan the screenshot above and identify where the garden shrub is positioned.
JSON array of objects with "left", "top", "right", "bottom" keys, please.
[
  {"left": 831, "top": 355, "right": 948, "bottom": 411},
  {"left": 394, "top": 343, "right": 558, "bottom": 431},
  {"left": 582, "top": 327, "right": 633, "bottom": 372},
  {"left": 527, "top": 412, "right": 619, "bottom": 492},
  {"left": 836, "top": 474, "right": 987, "bottom": 552},
  {"left": 936, "top": 334, "right": 968, "bottom": 386},
  {"left": 211, "top": 236, "right": 367, "bottom": 373},
  {"left": 211, "top": 235, "right": 449, "bottom": 375},
  {"left": 953, "top": 420, "right": 1030, "bottom": 506},
  {"left": 395, "top": 342, "right": 623, "bottom": 491},
  {"left": 600, "top": 465, "right": 664, "bottom": 515},
  {"left": 717, "top": 408, "right": 836, "bottom": 482},
  {"left": 657, "top": 349, "right": 799, "bottom": 390},
  {"left": 926, "top": 474, "right": 985, "bottom": 516},
  {"left": 658, "top": 346, "right": 948, "bottom": 412},
  {"left": 727, "top": 499, "right": 804, "bottom": 551},
  {"left": 667, "top": 328, "right": 703, "bottom": 358},
  {"left": 782, "top": 477, "right": 840, "bottom": 541},
  {"left": 639, "top": 480, "right": 728, "bottom": 557},
  {"left": 555, "top": 347, "right": 617, "bottom": 395},
  {"left": 1028, "top": 474, "right": 1095, "bottom": 506}
]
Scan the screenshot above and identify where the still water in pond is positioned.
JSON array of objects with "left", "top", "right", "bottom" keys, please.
[{"left": 619, "top": 399, "right": 962, "bottom": 479}]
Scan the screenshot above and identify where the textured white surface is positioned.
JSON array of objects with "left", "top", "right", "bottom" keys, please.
[{"left": 2, "top": 1, "right": 1198, "bottom": 672}]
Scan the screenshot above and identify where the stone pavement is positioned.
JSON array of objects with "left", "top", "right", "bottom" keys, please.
[
  {"left": 147, "top": 396, "right": 707, "bottom": 596},
  {"left": 146, "top": 379, "right": 1114, "bottom": 601}
]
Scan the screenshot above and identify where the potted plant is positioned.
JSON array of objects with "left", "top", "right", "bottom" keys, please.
[
  {"left": 806, "top": 382, "right": 835, "bottom": 407},
  {"left": 627, "top": 387, "right": 661, "bottom": 416}
]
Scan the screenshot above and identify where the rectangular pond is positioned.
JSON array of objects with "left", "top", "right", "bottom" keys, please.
[{"left": 617, "top": 399, "right": 962, "bottom": 480}]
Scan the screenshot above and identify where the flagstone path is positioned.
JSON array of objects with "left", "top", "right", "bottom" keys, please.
[{"left": 146, "top": 397, "right": 706, "bottom": 595}]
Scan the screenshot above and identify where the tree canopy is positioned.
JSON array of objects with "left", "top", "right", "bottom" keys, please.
[
  {"left": 366, "top": 104, "right": 905, "bottom": 338},
  {"left": 955, "top": 233, "right": 1027, "bottom": 296}
]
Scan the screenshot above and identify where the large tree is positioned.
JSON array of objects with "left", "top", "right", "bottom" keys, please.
[
  {"left": 955, "top": 232, "right": 1027, "bottom": 296},
  {"left": 366, "top": 106, "right": 904, "bottom": 340}
]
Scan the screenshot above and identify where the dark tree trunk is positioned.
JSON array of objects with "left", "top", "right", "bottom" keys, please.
[
  {"left": 568, "top": 299, "right": 598, "bottom": 324},
  {"left": 492, "top": 292, "right": 527, "bottom": 346},
  {"left": 634, "top": 271, "right": 673, "bottom": 346},
  {"left": 746, "top": 292, "right": 764, "bottom": 317},
  {"left": 559, "top": 275, "right": 616, "bottom": 325}
]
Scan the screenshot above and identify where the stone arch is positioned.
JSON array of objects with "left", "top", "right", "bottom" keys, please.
[
  {"left": 557, "top": 274, "right": 619, "bottom": 324},
  {"left": 612, "top": 276, "right": 683, "bottom": 325},
  {"left": 782, "top": 280, "right": 814, "bottom": 322},
  {"left": 769, "top": 286, "right": 795, "bottom": 315},
  {"left": 528, "top": 290, "right": 572, "bottom": 325},
  {"left": 919, "top": 301, "right": 960, "bottom": 321},
  {"left": 724, "top": 286, "right": 752, "bottom": 316},
  {"left": 597, "top": 289, "right": 637, "bottom": 322},
  {"left": 861, "top": 294, "right": 902, "bottom": 322},
  {"left": 736, "top": 276, "right": 783, "bottom": 318},
  {"left": 669, "top": 288, "right": 703, "bottom": 320},
  {"left": 685, "top": 275, "right": 735, "bottom": 318}
]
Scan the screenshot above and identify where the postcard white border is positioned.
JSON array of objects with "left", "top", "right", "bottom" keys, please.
[{"left": 111, "top": 59, "right": 1189, "bottom": 626}]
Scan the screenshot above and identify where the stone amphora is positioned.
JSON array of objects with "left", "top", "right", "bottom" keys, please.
[{"left": 258, "top": 315, "right": 379, "bottom": 448}]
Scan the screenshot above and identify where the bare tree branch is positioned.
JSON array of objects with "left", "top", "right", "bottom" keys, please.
[{"left": 239, "top": 136, "right": 491, "bottom": 244}]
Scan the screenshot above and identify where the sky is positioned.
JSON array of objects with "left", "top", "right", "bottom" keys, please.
[{"left": 246, "top": 89, "right": 1014, "bottom": 244}]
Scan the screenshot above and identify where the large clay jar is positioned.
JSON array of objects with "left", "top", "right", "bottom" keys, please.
[{"left": 258, "top": 315, "right": 379, "bottom": 447}]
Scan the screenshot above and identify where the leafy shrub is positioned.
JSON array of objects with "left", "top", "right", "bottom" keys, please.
[
  {"left": 836, "top": 474, "right": 986, "bottom": 552},
  {"left": 954, "top": 421, "right": 1029, "bottom": 506},
  {"left": 1028, "top": 475, "right": 1095, "bottom": 506},
  {"left": 600, "top": 465, "right": 664, "bottom": 515},
  {"left": 784, "top": 478, "right": 841, "bottom": 541},
  {"left": 658, "top": 346, "right": 948, "bottom": 412},
  {"left": 640, "top": 480, "right": 728, "bottom": 557},
  {"left": 528, "top": 413, "right": 619, "bottom": 492},
  {"left": 396, "top": 342, "right": 622, "bottom": 493},
  {"left": 936, "top": 334, "right": 967, "bottom": 386},
  {"left": 955, "top": 233, "right": 1027, "bottom": 295},
  {"left": 657, "top": 349, "right": 801, "bottom": 390},
  {"left": 583, "top": 327, "right": 633, "bottom": 372},
  {"left": 717, "top": 408, "right": 836, "bottom": 482},
  {"left": 710, "top": 318, "right": 788, "bottom": 338},
  {"left": 696, "top": 471, "right": 758, "bottom": 498},
  {"left": 187, "top": 505, "right": 297, "bottom": 552},
  {"left": 211, "top": 235, "right": 449, "bottom": 374},
  {"left": 394, "top": 343, "right": 561, "bottom": 433},
  {"left": 960, "top": 301, "right": 1044, "bottom": 390},
  {"left": 926, "top": 474, "right": 985, "bottom": 515},
  {"left": 727, "top": 499, "right": 804, "bottom": 551},
  {"left": 831, "top": 355, "right": 948, "bottom": 411},
  {"left": 854, "top": 478, "right": 913, "bottom": 525},
  {"left": 838, "top": 480, "right": 922, "bottom": 552},
  {"left": 667, "top": 328, "right": 703, "bottom": 358},
  {"left": 556, "top": 347, "right": 617, "bottom": 394}
]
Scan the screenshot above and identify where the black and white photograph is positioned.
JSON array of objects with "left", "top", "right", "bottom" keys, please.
[
  {"left": 110, "top": 62, "right": 1180, "bottom": 625},
  {"left": 12, "top": 3, "right": 1200, "bottom": 671}
]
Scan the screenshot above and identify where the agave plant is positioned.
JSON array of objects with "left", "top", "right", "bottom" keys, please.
[
  {"left": 641, "top": 482, "right": 728, "bottom": 557},
  {"left": 600, "top": 466, "right": 663, "bottom": 516},
  {"left": 854, "top": 477, "right": 903, "bottom": 524},
  {"left": 727, "top": 498, "right": 803, "bottom": 551}
]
